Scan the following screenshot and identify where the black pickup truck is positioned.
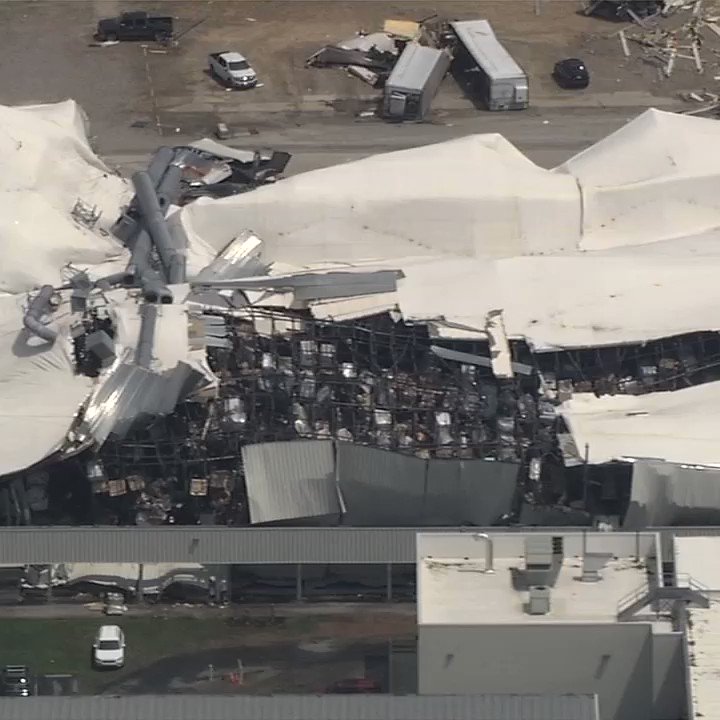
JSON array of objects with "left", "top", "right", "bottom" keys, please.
[{"left": 95, "top": 11, "right": 174, "bottom": 42}]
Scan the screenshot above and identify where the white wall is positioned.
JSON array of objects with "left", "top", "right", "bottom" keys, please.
[
  {"left": 419, "top": 624, "right": 653, "bottom": 720},
  {"left": 651, "top": 632, "right": 686, "bottom": 720}
]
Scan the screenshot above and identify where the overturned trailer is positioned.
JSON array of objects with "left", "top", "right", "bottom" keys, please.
[
  {"left": 383, "top": 43, "right": 450, "bottom": 121},
  {"left": 449, "top": 20, "right": 529, "bottom": 111}
]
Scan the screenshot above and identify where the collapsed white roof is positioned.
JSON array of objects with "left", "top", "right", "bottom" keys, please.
[
  {"left": 0, "top": 293, "right": 92, "bottom": 477},
  {"left": 178, "top": 109, "right": 720, "bottom": 351},
  {"left": 560, "top": 382, "right": 720, "bottom": 467},
  {"left": 177, "top": 133, "right": 582, "bottom": 264},
  {"left": 557, "top": 110, "right": 720, "bottom": 251},
  {"left": 0, "top": 100, "right": 130, "bottom": 295}
]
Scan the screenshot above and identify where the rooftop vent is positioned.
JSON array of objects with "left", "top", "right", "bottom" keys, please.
[
  {"left": 581, "top": 553, "right": 612, "bottom": 582},
  {"left": 525, "top": 536, "right": 552, "bottom": 586},
  {"left": 527, "top": 585, "right": 551, "bottom": 615}
]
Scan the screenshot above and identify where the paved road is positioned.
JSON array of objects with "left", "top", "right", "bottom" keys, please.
[{"left": 102, "top": 106, "right": 647, "bottom": 176}]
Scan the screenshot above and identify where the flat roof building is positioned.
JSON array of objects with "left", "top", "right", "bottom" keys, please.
[
  {"left": 674, "top": 536, "right": 720, "bottom": 720},
  {"left": 417, "top": 531, "right": 686, "bottom": 720}
]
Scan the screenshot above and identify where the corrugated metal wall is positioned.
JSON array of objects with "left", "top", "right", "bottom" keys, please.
[
  {"left": 0, "top": 693, "right": 599, "bottom": 720},
  {"left": 242, "top": 440, "right": 341, "bottom": 524}
]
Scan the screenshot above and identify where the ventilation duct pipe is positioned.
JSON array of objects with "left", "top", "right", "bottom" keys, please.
[
  {"left": 133, "top": 171, "right": 185, "bottom": 284},
  {"left": 23, "top": 285, "right": 58, "bottom": 342},
  {"left": 93, "top": 271, "right": 135, "bottom": 290},
  {"left": 147, "top": 146, "right": 176, "bottom": 187},
  {"left": 134, "top": 303, "right": 158, "bottom": 369},
  {"left": 130, "top": 231, "right": 173, "bottom": 304},
  {"left": 472, "top": 533, "right": 495, "bottom": 573}
]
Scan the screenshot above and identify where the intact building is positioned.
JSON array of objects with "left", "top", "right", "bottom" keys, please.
[{"left": 417, "top": 531, "right": 692, "bottom": 720}]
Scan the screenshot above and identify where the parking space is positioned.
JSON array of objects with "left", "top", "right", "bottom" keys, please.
[{"left": 0, "top": 1, "right": 693, "bottom": 151}]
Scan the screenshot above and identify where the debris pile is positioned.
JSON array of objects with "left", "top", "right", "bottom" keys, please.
[
  {"left": 617, "top": 0, "right": 720, "bottom": 82},
  {"left": 306, "top": 20, "right": 422, "bottom": 88}
]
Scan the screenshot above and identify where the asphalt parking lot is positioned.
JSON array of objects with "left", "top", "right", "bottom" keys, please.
[
  {"left": 0, "top": 0, "right": 697, "bottom": 157},
  {"left": 0, "top": 611, "right": 415, "bottom": 695}
]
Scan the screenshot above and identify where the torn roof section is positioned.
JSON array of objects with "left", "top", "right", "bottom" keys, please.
[
  {"left": 0, "top": 293, "right": 92, "bottom": 477},
  {"left": 559, "top": 382, "right": 720, "bottom": 467},
  {"left": 176, "top": 109, "right": 720, "bottom": 353},
  {"left": 0, "top": 100, "right": 130, "bottom": 296}
]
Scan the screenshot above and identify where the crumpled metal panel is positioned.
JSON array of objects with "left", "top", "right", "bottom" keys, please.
[{"left": 81, "top": 361, "right": 205, "bottom": 446}]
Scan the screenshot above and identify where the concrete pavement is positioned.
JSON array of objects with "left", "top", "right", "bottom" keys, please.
[{"left": 101, "top": 105, "right": 647, "bottom": 176}]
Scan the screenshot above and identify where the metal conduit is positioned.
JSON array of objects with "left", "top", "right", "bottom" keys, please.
[
  {"left": 134, "top": 303, "right": 158, "bottom": 369},
  {"left": 132, "top": 171, "right": 185, "bottom": 284},
  {"left": 473, "top": 533, "right": 495, "bottom": 573},
  {"left": 23, "top": 285, "right": 58, "bottom": 342}
]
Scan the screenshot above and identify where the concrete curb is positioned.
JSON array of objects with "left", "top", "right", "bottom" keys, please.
[{"left": 165, "top": 92, "right": 686, "bottom": 118}]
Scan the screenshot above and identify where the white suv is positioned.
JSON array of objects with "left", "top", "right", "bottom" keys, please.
[{"left": 92, "top": 625, "right": 125, "bottom": 669}]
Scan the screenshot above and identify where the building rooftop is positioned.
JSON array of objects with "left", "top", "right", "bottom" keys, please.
[
  {"left": 674, "top": 536, "right": 720, "bottom": 590},
  {"left": 419, "top": 555, "right": 648, "bottom": 625},
  {"left": 417, "top": 531, "right": 661, "bottom": 626},
  {"left": 685, "top": 600, "right": 720, "bottom": 720},
  {"left": 674, "top": 535, "right": 720, "bottom": 720}
]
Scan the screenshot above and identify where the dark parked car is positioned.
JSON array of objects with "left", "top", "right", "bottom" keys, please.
[
  {"left": 1, "top": 666, "right": 32, "bottom": 697},
  {"left": 553, "top": 59, "right": 590, "bottom": 89},
  {"left": 95, "top": 11, "right": 174, "bottom": 42}
]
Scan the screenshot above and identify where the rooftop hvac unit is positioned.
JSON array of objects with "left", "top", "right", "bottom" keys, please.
[
  {"left": 527, "top": 585, "right": 551, "bottom": 615},
  {"left": 525, "top": 536, "right": 553, "bottom": 586},
  {"left": 580, "top": 553, "right": 611, "bottom": 582}
]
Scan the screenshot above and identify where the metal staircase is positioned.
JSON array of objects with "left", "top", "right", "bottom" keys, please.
[{"left": 616, "top": 575, "right": 710, "bottom": 621}]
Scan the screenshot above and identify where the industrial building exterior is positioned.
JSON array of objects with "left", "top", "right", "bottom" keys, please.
[
  {"left": 416, "top": 530, "right": 692, "bottom": 720},
  {"left": 0, "top": 526, "right": 719, "bottom": 718}
]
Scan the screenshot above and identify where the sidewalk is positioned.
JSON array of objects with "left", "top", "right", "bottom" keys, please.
[
  {"left": 165, "top": 90, "right": 685, "bottom": 118},
  {"left": 0, "top": 601, "right": 417, "bottom": 620}
]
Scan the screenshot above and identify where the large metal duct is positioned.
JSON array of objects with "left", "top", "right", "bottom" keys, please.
[
  {"left": 93, "top": 271, "right": 135, "bottom": 291},
  {"left": 23, "top": 285, "right": 58, "bottom": 342},
  {"left": 147, "top": 146, "right": 176, "bottom": 187},
  {"left": 133, "top": 171, "right": 185, "bottom": 284},
  {"left": 130, "top": 230, "right": 173, "bottom": 303},
  {"left": 155, "top": 161, "right": 183, "bottom": 211},
  {"left": 134, "top": 303, "right": 158, "bottom": 369}
]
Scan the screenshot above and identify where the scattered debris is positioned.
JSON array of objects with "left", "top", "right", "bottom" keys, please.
[
  {"left": 306, "top": 29, "right": 405, "bottom": 89},
  {"left": 88, "top": 40, "right": 119, "bottom": 48},
  {"left": 383, "top": 19, "right": 421, "bottom": 40},
  {"left": 583, "top": 0, "right": 664, "bottom": 22},
  {"left": 215, "top": 122, "right": 231, "bottom": 140}
]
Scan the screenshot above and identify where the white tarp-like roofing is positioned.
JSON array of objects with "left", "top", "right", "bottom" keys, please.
[
  {"left": 0, "top": 100, "right": 130, "bottom": 295},
  {"left": 177, "top": 109, "right": 720, "bottom": 352},
  {"left": 0, "top": 294, "right": 92, "bottom": 477},
  {"left": 559, "top": 382, "right": 720, "bottom": 467},
  {"left": 557, "top": 109, "right": 720, "bottom": 251},
  {"left": 177, "top": 133, "right": 582, "bottom": 264}
]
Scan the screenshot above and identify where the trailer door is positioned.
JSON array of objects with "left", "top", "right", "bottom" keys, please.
[{"left": 388, "top": 92, "right": 407, "bottom": 119}]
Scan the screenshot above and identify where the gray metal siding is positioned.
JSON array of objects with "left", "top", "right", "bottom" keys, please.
[
  {"left": 243, "top": 440, "right": 341, "bottom": 524},
  {"left": 338, "top": 444, "right": 427, "bottom": 526},
  {"left": 0, "top": 694, "right": 600, "bottom": 720},
  {"left": 0, "top": 527, "right": 424, "bottom": 564},
  {"left": 651, "top": 632, "right": 686, "bottom": 720},
  {"left": 0, "top": 527, "right": 632, "bottom": 564}
]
